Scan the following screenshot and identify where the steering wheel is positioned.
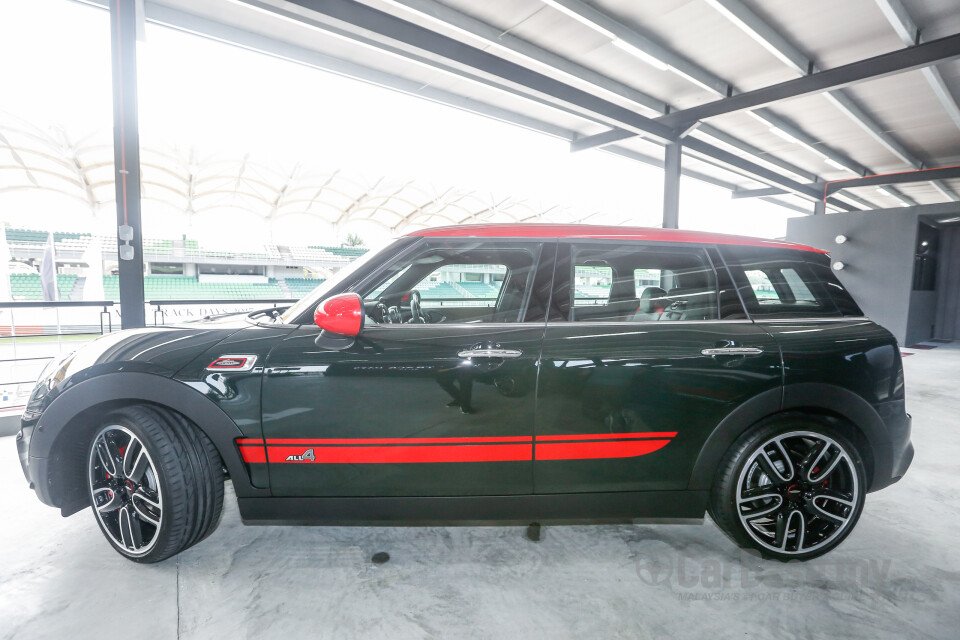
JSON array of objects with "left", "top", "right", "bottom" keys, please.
[{"left": 405, "top": 290, "right": 425, "bottom": 323}]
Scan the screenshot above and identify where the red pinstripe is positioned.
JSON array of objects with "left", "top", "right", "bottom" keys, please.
[{"left": 238, "top": 432, "right": 677, "bottom": 464}]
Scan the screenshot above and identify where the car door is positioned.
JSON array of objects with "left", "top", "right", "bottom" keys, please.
[
  {"left": 534, "top": 241, "right": 782, "bottom": 494},
  {"left": 261, "top": 238, "right": 552, "bottom": 497}
]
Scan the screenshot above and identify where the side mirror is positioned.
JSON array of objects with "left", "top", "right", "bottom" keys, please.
[{"left": 314, "top": 293, "right": 364, "bottom": 337}]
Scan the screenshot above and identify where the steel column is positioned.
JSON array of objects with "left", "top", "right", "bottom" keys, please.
[
  {"left": 109, "top": 0, "right": 145, "bottom": 328},
  {"left": 662, "top": 142, "right": 682, "bottom": 229}
]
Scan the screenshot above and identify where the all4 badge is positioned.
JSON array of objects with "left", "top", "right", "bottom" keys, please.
[{"left": 285, "top": 448, "right": 316, "bottom": 462}]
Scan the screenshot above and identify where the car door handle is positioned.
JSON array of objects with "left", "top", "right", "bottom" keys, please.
[
  {"left": 700, "top": 347, "right": 764, "bottom": 356},
  {"left": 457, "top": 348, "right": 523, "bottom": 358}
]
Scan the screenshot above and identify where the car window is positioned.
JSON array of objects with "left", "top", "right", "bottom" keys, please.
[
  {"left": 721, "top": 246, "right": 862, "bottom": 318},
  {"left": 745, "top": 269, "right": 780, "bottom": 301},
  {"left": 415, "top": 264, "right": 507, "bottom": 309},
  {"left": 359, "top": 240, "right": 541, "bottom": 324},
  {"left": 745, "top": 267, "right": 817, "bottom": 305},
  {"left": 574, "top": 265, "right": 612, "bottom": 306},
  {"left": 563, "top": 243, "right": 718, "bottom": 322}
]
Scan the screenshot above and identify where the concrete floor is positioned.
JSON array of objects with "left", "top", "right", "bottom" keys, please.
[{"left": 2, "top": 345, "right": 959, "bottom": 640}]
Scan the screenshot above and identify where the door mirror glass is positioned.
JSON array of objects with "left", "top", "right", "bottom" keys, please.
[{"left": 314, "top": 293, "right": 364, "bottom": 336}]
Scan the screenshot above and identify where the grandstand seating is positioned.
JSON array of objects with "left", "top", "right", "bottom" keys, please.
[
  {"left": 457, "top": 282, "right": 500, "bottom": 298},
  {"left": 3, "top": 229, "right": 506, "bottom": 304},
  {"left": 313, "top": 246, "right": 368, "bottom": 258},
  {"left": 8, "top": 274, "right": 78, "bottom": 301},
  {"left": 5, "top": 273, "right": 521, "bottom": 303},
  {"left": 103, "top": 275, "right": 285, "bottom": 301},
  {"left": 284, "top": 278, "right": 325, "bottom": 298},
  {"left": 5, "top": 229, "right": 369, "bottom": 266},
  {"left": 417, "top": 282, "right": 461, "bottom": 299},
  {"left": 575, "top": 284, "right": 611, "bottom": 301}
]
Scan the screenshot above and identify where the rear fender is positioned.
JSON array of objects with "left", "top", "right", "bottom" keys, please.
[{"left": 688, "top": 383, "right": 893, "bottom": 492}]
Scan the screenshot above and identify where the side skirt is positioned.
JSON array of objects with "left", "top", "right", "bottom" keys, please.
[{"left": 238, "top": 490, "right": 708, "bottom": 526}]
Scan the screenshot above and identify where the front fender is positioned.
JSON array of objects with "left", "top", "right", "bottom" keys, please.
[{"left": 23, "top": 371, "right": 269, "bottom": 510}]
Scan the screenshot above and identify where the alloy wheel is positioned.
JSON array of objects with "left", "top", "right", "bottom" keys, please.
[
  {"left": 88, "top": 425, "right": 163, "bottom": 556},
  {"left": 736, "top": 430, "right": 859, "bottom": 555}
]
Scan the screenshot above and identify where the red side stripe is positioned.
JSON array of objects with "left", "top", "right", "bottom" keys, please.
[
  {"left": 535, "top": 439, "right": 672, "bottom": 461},
  {"left": 267, "top": 444, "right": 532, "bottom": 464},
  {"left": 237, "top": 438, "right": 265, "bottom": 445},
  {"left": 265, "top": 436, "right": 532, "bottom": 445},
  {"left": 534, "top": 432, "right": 677, "bottom": 441},
  {"left": 238, "top": 445, "right": 267, "bottom": 463}
]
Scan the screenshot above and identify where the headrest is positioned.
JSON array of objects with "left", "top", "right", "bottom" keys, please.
[{"left": 638, "top": 287, "right": 668, "bottom": 313}]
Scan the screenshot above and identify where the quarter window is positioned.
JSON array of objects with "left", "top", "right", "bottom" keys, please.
[{"left": 722, "top": 246, "right": 863, "bottom": 318}]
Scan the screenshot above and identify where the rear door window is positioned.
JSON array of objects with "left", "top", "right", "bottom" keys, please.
[{"left": 561, "top": 243, "right": 718, "bottom": 322}]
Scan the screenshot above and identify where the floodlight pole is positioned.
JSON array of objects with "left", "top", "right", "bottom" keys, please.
[
  {"left": 662, "top": 141, "right": 682, "bottom": 229},
  {"left": 109, "top": 0, "right": 146, "bottom": 329}
]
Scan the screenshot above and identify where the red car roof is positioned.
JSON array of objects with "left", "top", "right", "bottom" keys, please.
[{"left": 405, "top": 223, "right": 827, "bottom": 253}]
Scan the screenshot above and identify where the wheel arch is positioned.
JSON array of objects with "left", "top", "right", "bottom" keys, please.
[
  {"left": 29, "top": 372, "right": 265, "bottom": 515},
  {"left": 688, "top": 383, "right": 892, "bottom": 493}
]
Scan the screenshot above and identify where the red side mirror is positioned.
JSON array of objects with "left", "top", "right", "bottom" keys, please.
[{"left": 314, "top": 293, "right": 364, "bottom": 337}]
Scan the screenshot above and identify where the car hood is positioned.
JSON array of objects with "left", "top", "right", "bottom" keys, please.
[{"left": 26, "top": 322, "right": 249, "bottom": 413}]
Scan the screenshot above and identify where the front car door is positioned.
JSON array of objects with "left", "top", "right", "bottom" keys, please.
[
  {"left": 261, "top": 238, "right": 553, "bottom": 497},
  {"left": 534, "top": 241, "right": 782, "bottom": 494}
]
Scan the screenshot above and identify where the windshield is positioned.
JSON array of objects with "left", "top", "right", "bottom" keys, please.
[{"left": 277, "top": 237, "right": 400, "bottom": 324}]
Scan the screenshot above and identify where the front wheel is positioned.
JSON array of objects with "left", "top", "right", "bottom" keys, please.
[
  {"left": 709, "top": 415, "right": 867, "bottom": 561},
  {"left": 87, "top": 405, "right": 224, "bottom": 563}
]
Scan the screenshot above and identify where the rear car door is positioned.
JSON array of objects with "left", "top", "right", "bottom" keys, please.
[
  {"left": 261, "top": 238, "right": 552, "bottom": 497},
  {"left": 534, "top": 241, "right": 782, "bottom": 494}
]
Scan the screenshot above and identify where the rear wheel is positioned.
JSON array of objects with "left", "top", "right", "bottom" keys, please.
[
  {"left": 709, "top": 414, "right": 866, "bottom": 561},
  {"left": 87, "top": 405, "right": 224, "bottom": 563}
]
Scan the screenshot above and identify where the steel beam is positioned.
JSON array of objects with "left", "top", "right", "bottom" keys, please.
[
  {"left": 81, "top": 0, "right": 836, "bottom": 214},
  {"left": 824, "top": 166, "right": 960, "bottom": 196},
  {"left": 109, "top": 0, "right": 145, "bottom": 328},
  {"left": 570, "top": 129, "right": 636, "bottom": 152},
  {"left": 731, "top": 187, "right": 788, "bottom": 199},
  {"left": 703, "top": 0, "right": 934, "bottom": 205},
  {"left": 541, "top": 0, "right": 729, "bottom": 96},
  {"left": 658, "top": 33, "right": 960, "bottom": 128},
  {"left": 703, "top": 0, "right": 810, "bottom": 74},
  {"left": 272, "top": 0, "right": 678, "bottom": 144},
  {"left": 251, "top": 0, "right": 844, "bottom": 206},
  {"left": 383, "top": 0, "right": 670, "bottom": 115},
  {"left": 662, "top": 141, "right": 681, "bottom": 229},
  {"left": 382, "top": 0, "right": 821, "bottom": 187},
  {"left": 874, "top": 0, "right": 960, "bottom": 200}
]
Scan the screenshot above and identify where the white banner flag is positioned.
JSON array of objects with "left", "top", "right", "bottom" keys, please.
[
  {"left": 0, "top": 227, "right": 10, "bottom": 301},
  {"left": 81, "top": 235, "right": 105, "bottom": 301},
  {"left": 40, "top": 232, "right": 59, "bottom": 302}
]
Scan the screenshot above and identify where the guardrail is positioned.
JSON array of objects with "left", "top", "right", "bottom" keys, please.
[
  {"left": 0, "top": 300, "right": 115, "bottom": 413},
  {"left": 149, "top": 298, "right": 297, "bottom": 325}
]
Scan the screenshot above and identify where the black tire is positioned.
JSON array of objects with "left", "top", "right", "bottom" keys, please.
[
  {"left": 708, "top": 413, "right": 867, "bottom": 561},
  {"left": 86, "top": 404, "right": 225, "bottom": 563}
]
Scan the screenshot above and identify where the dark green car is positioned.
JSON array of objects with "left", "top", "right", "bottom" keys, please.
[{"left": 16, "top": 224, "right": 913, "bottom": 563}]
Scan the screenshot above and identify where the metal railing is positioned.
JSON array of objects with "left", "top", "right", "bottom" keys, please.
[
  {"left": 0, "top": 300, "right": 115, "bottom": 412},
  {"left": 149, "top": 298, "right": 296, "bottom": 325}
]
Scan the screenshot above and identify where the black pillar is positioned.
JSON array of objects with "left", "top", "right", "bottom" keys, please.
[
  {"left": 813, "top": 199, "right": 826, "bottom": 215},
  {"left": 662, "top": 141, "right": 682, "bottom": 229},
  {"left": 109, "top": 0, "right": 146, "bottom": 329}
]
